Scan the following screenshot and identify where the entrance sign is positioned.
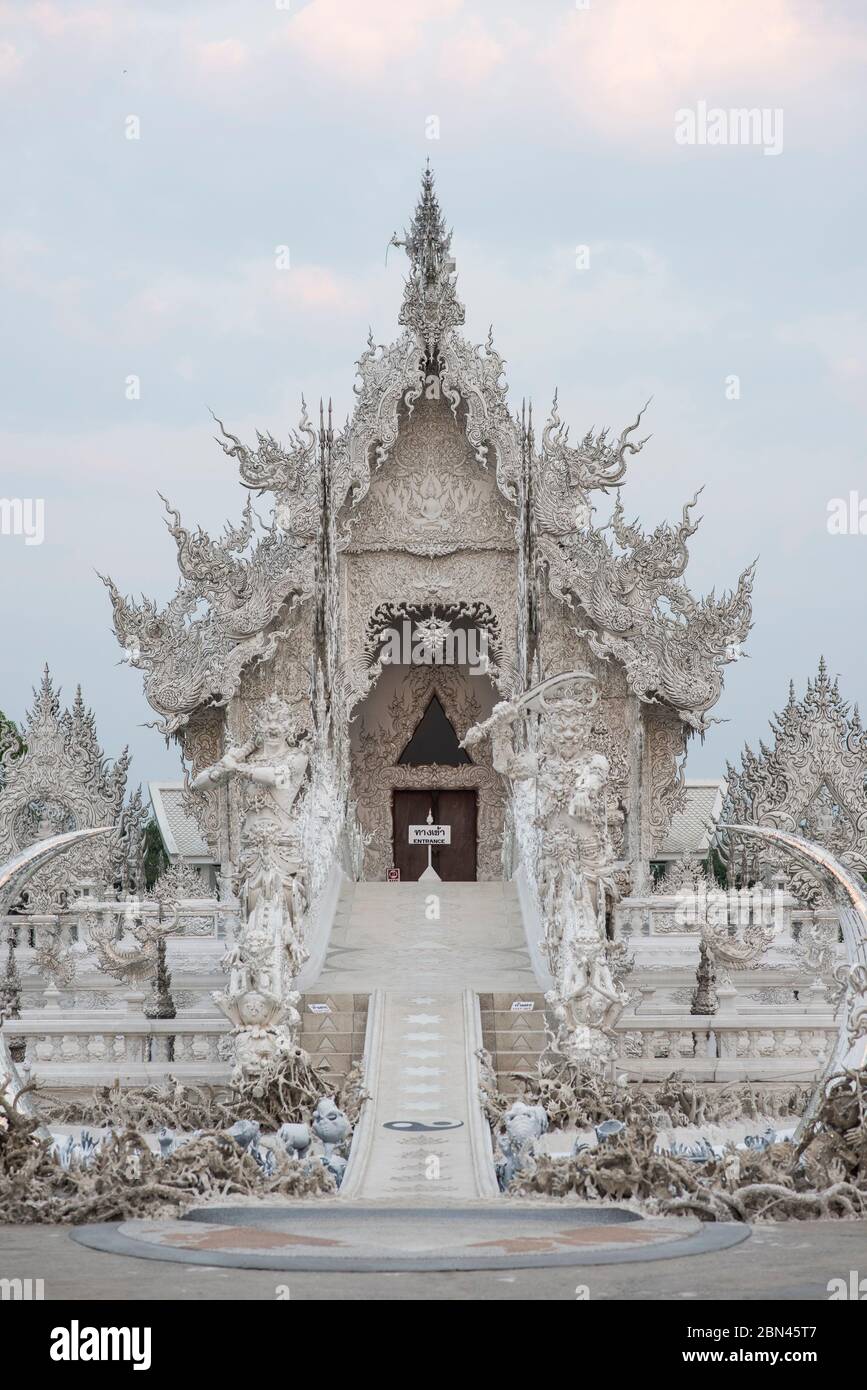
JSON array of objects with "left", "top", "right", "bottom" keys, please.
[
  {"left": 409, "top": 824, "right": 451, "bottom": 845},
  {"left": 391, "top": 791, "right": 478, "bottom": 883},
  {"left": 414, "top": 808, "right": 447, "bottom": 881}
]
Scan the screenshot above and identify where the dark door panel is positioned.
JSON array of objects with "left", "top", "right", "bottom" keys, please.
[
  {"left": 392, "top": 789, "right": 478, "bottom": 881},
  {"left": 392, "top": 790, "right": 432, "bottom": 882},
  {"left": 436, "top": 789, "right": 477, "bottom": 881}
]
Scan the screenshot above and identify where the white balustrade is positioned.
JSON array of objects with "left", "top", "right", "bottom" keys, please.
[{"left": 614, "top": 1012, "right": 836, "bottom": 1082}]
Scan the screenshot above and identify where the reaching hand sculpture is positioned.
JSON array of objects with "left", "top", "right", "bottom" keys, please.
[{"left": 190, "top": 693, "right": 311, "bottom": 1083}]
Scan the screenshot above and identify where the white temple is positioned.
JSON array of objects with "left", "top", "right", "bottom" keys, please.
[{"left": 0, "top": 173, "right": 859, "bottom": 1173}]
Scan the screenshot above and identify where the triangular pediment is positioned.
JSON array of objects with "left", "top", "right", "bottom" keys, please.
[{"left": 345, "top": 394, "right": 516, "bottom": 557}]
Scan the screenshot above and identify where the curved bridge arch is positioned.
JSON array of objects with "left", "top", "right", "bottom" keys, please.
[
  {"left": 721, "top": 823, "right": 867, "bottom": 1137},
  {"left": 0, "top": 828, "right": 112, "bottom": 1127}
]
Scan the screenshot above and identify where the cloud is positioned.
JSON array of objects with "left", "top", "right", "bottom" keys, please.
[
  {"left": 0, "top": 224, "right": 378, "bottom": 351},
  {"left": 538, "top": 0, "right": 867, "bottom": 145},
  {"left": 776, "top": 312, "right": 867, "bottom": 403},
  {"left": 196, "top": 38, "right": 250, "bottom": 74},
  {"left": 2, "top": 0, "right": 863, "bottom": 156},
  {"left": 458, "top": 237, "right": 734, "bottom": 369},
  {"left": 118, "top": 258, "right": 373, "bottom": 345},
  {"left": 284, "top": 0, "right": 464, "bottom": 78},
  {"left": 7, "top": 2, "right": 115, "bottom": 43},
  {"left": 0, "top": 39, "right": 22, "bottom": 76},
  {"left": 437, "top": 15, "right": 506, "bottom": 85},
  {"left": 0, "top": 232, "right": 95, "bottom": 339}
]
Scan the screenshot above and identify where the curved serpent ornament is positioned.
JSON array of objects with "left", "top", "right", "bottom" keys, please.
[
  {"left": 721, "top": 823, "right": 867, "bottom": 1140},
  {"left": 0, "top": 828, "right": 112, "bottom": 1131}
]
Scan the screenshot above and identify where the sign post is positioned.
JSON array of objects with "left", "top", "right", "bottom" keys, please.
[{"left": 409, "top": 809, "right": 450, "bottom": 882}]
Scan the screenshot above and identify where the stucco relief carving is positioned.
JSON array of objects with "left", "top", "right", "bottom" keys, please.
[
  {"left": 537, "top": 479, "right": 754, "bottom": 734},
  {"left": 535, "top": 609, "right": 632, "bottom": 859},
  {"left": 103, "top": 167, "right": 748, "bottom": 938},
  {"left": 181, "top": 708, "right": 224, "bottom": 858},
  {"left": 233, "top": 629, "right": 314, "bottom": 779},
  {"left": 345, "top": 395, "right": 515, "bottom": 556},
  {"left": 190, "top": 694, "right": 310, "bottom": 1082},
  {"left": 587, "top": 710, "right": 630, "bottom": 860},
  {"left": 464, "top": 676, "right": 628, "bottom": 1066},
  {"left": 102, "top": 498, "right": 312, "bottom": 737},
  {"left": 340, "top": 550, "right": 519, "bottom": 716},
  {"left": 723, "top": 659, "right": 867, "bottom": 904},
  {"left": 646, "top": 705, "right": 689, "bottom": 851},
  {"left": 0, "top": 669, "right": 146, "bottom": 912},
  {"left": 351, "top": 666, "right": 506, "bottom": 880}
]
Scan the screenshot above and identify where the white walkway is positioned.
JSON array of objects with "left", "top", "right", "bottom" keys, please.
[
  {"left": 316, "top": 882, "right": 537, "bottom": 1202},
  {"left": 316, "top": 881, "right": 537, "bottom": 994}
]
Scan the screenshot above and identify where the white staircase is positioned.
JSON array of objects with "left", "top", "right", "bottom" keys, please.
[
  {"left": 314, "top": 880, "right": 538, "bottom": 995},
  {"left": 313, "top": 882, "right": 538, "bottom": 1201}
]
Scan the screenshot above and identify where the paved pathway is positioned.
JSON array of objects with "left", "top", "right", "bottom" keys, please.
[
  {"left": 313, "top": 882, "right": 537, "bottom": 1201},
  {"left": 71, "top": 1205, "right": 746, "bottom": 1271},
  {"left": 317, "top": 880, "right": 537, "bottom": 993},
  {"left": 8, "top": 1220, "right": 867, "bottom": 1299}
]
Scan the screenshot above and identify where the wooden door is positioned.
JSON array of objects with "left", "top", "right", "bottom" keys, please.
[
  {"left": 392, "top": 789, "right": 478, "bottom": 881},
  {"left": 436, "top": 790, "right": 477, "bottom": 881}
]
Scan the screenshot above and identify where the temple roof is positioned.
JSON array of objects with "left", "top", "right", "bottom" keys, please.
[
  {"left": 106, "top": 166, "right": 755, "bottom": 739},
  {"left": 658, "top": 779, "right": 726, "bottom": 859},
  {"left": 148, "top": 782, "right": 212, "bottom": 861}
]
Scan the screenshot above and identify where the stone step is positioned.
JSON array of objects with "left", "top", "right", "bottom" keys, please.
[{"left": 298, "top": 992, "right": 368, "bottom": 1083}]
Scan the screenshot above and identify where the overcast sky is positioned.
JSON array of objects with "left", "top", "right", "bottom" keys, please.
[{"left": 1, "top": 0, "right": 866, "bottom": 794}]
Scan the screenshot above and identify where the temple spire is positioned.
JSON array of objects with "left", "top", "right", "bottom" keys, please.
[
  {"left": 403, "top": 162, "right": 452, "bottom": 288},
  {"left": 391, "top": 164, "right": 465, "bottom": 352}
]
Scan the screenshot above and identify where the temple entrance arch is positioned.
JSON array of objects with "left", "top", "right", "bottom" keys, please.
[{"left": 349, "top": 657, "right": 506, "bottom": 881}]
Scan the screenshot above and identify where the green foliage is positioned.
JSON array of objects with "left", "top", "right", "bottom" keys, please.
[
  {"left": 705, "top": 845, "right": 728, "bottom": 887},
  {"left": 142, "top": 818, "right": 169, "bottom": 890}
]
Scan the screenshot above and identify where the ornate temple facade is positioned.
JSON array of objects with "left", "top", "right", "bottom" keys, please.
[
  {"left": 0, "top": 172, "right": 856, "bottom": 1099},
  {"left": 0, "top": 668, "right": 146, "bottom": 914},
  {"left": 723, "top": 659, "right": 867, "bottom": 903},
  {"left": 103, "top": 169, "right": 753, "bottom": 917}
]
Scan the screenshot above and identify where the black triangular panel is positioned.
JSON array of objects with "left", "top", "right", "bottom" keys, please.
[{"left": 397, "top": 695, "right": 472, "bottom": 766}]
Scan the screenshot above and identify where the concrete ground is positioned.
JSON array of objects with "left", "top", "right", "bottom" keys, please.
[{"left": 3, "top": 1220, "right": 867, "bottom": 1300}]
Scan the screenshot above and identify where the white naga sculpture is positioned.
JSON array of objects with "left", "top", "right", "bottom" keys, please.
[
  {"left": 464, "top": 672, "right": 627, "bottom": 1068},
  {"left": 723, "top": 823, "right": 867, "bottom": 1139},
  {"left": 191, "top": 693, "right": 311, "bottom": 1082},
  {"left": 0, "top": 829, "right": 111, "bottom": 1126}
]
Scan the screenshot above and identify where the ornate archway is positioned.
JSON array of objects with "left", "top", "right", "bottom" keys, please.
[{"left": 349, "top": 663, "right": 506, "bottom": 880}]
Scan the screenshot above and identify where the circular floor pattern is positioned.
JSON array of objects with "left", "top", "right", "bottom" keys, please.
[{"left": 71, "top": 1204, "right": 750, "bottom": 1272}]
